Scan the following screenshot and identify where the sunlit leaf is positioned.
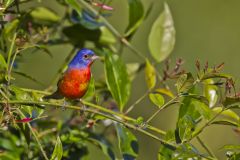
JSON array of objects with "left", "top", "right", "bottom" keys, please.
[
  {"left": 30, "top": 7, "right": 60, "bottom": 25},
  {"left": 125, "top": 0, "right": 144, "bottom": 37},
  {"left": 148, "top": 3, "right": 175, "bottom": 62},
  {"left": 201, "top": 73, "right": 231, "bottom": 81},
  {"left": 213, "top": 107, "right": 240, "bottom": 122},
  {"left": 223, "top": 145, "right": 240, "bottom": 151},
  {"left": 155, "top": 88, "right": 175, "bottom": 98},
  {"left": 4, "top": 0, "right": 14, "bottom": 8},
  {"left": 66, "top": 0, "right": 81, "bottom": 11},
  {"left": 177, "top": 115, "right": 195, "bottom": 142},
  {"left": 149, "top": 93, "right": 164, "bottom": 108},
  {"left": 99, "top": 27, "right": 116, "bottom": 45},
  {"left": 126, "top": 63, "right": 141, "bottom": 81},
  {"left": 83, "top": 77, "right": 95, "bottom": 99},
  {"left": 116, "top": 124, "right": 138, "bottom": 159},
  {"left": 145, "top": 59, "right": 156, "bottom": 89},
  {"left": 0, "top": 54, "right": 7, "bottom": 69},
  {"left": 104, "top": 50, "right": 131, "bottom": 111},
  {"left": 204, "top": 79, "right": 218, "bottom": 108},
  {"left": 192, "top": 99, "right": 212, "bottom": 120},
  {"left": 211, "top": 119, "right": 239, "bottom": 127},
  {"left": 3, "top": 19, "right": 19, "bottom": 37},
  {"left": 223, "top": 96, "right": 240, "bottom": 107},
  {"left": 50, "top": 136, "right": 63, "bottom": 160},
  {"left": 176, "top": 73, "right": 194, "bottom": 93}
]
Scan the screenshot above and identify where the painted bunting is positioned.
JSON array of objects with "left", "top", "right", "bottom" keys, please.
[{"left": 44, "top": 48, "right": 98, "bottom": 100}]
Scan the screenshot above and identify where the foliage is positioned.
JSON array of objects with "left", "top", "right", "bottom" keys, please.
[{"left": 0, "top": 0, "right": 239, "bottom": 159}]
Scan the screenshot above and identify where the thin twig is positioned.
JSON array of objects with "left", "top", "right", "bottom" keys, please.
[
  {"left": 146, "top": 96, "right": 179, "bottom": 124},
  {"left": 124, "top": 89, "right": 151, "bottom": 114},
  {"left": 196, "top": 136, "right": 217, "bottom": 159}
]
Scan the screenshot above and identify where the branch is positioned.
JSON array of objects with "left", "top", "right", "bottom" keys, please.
[{"left": 1, "top": 100, "right": 175, "bottom": 149}]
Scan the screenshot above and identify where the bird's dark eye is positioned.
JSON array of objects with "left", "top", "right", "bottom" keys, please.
[{"left": 83, "top": 54, "right": 89, "bottom": 59}]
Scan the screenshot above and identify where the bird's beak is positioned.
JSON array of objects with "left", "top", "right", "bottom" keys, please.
[{"left": 91, "top": 55, "right": 100, "bottom": 61}]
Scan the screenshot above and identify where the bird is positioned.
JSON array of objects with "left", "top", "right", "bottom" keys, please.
[{"left": 44, "top": 48, "right": 99, "bottom": 102}]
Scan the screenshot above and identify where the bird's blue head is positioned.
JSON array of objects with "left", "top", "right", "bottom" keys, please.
[{"left": 69, "top": 48, "right": 99, "bottom": 69}]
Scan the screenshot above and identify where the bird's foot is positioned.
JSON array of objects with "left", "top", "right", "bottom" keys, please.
[
  {"left": 79, "top": 99, "right": 86, "bottom": 113},
  {"left": 62, "top": 99, "right": 67, "bottom": 111}
]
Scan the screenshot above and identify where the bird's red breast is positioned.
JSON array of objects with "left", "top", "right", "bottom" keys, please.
[{"left": 58, "top": 68, "right": 91, "bottom": 99}]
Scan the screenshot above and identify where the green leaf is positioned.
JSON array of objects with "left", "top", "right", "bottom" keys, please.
[
  {"left": 223, "top": 96, "right": 240, "bottom": 107},
  {"left": 66, "top": 0, "right": 82, "bottom": 11},
  {"left": 104, "top": 50, "right": 131, "bottom": 111},
  {"left": 3, "top": 19, "right": 19, "bottom": 37},
  {"left": 204, "top": 79, "right": 218, "bottom": 108},
  {"left": 115, "top": 124, "right": 138, "bottom": 159},
  {"left": 148, "top": 3, "right": 175, "bottom": 62},
  {"left": 201, "top": 73, "right": 231, "bottom": 81},
  {"left": 145, "top": 59, "right": 156, "bottom": 89},
  {"left": 158, "top": 131, "right": 176, "bottom": 159},
  {"left": 0, "top": 54, "right": 7, "bottom": 69},
  {"left": 176, "top": 73, "right": 194, "bottom": 93},
  {"left": 126, "top": 63, "right": 141, "bottom": 81},
  {"left": 99, "top": 27, "right": 116, "bottom": 45},
  {"left": 223, "top": 145, "right": 240, "bottom": 151},
  {"left": 125, "top": 0, "right": 144, "bottom": 37},
  {"left": 155, "top": 88, "right": 175, "bottom": 98},
  {"left": 149, "top": 93, "right": 164, "bottom": 108},
  {"left": 83, "top": 77, "right": 95, "bottom": 99},
  {"left": 211, "top": 119, "right": 239, "bottom": 127},
  {"left": 192, "top": 99, "right": 212, "bottom": 120},
  {"left": 212, "top": 107, "right": 240, "bottom": 122},
  {"left": 50, "top": 136, "right": 63, "bottom": 160},
  {"left": 30, "top": 7, "right": 60, "bottom": 25},
  {"left": 177, "top": 115, "right": 196, "bottom": 142}
]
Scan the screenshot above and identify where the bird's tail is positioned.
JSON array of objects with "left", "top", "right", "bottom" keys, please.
[{"left": 43, "top": 91, "right": 63, "bottom": 99}]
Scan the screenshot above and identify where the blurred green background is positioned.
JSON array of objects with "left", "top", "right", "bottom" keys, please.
[{"left": 15, "top": 0, "right": 240, "bottom": 159}]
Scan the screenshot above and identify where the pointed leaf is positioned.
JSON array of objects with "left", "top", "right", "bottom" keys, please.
[
  {"left": 211, "top": 119, "right": 239, "bottom": 127},
  {"left": 66, "top": 0, "right": 82, "bottom": 11},
  {"left": 3, "top": 19, "right": 19, "bottom": 37},
  {"left": 0, "top": 54, "right": 7, "bottom": 69},
  {"left": 30, "top": 7, "right": 60, "bottom": 25},
  {"left": 104, "top": 50, "right": 131, "bottom": 111},
  {"left": 145, "top": 59, "right": 156, "bottom": 89},
  {"left": 201, "top": 73, "right": 231, "bottom": 81},
  {"left": 50, "top": 136, "right": 63, "bottom": 160},
  {"left": 125, "top": 0, "right": 144, "bottom": 37},
  {"left": 213, "top": 107, "right": 240, "bottom": 122},
  {"left": 176, "top": 73, "right": 194, "bottom": 93},
  {"left": 204, "top": 79, "right": 218, "bottom": 108},
  {"left": 155, "top": 88, "right": 175, "bottom": 98},
  {"left": 149, "top": 93, "right": 164, "bottom": 108},
  {"left": 116, "top": 124, "right": 138, "bottom": 159},
  {"left": 177, "top": 115, "right": 196, "bottom": 142},
  {"left": 148, "top": 3, "right": 175, "bottom": 62},
  {"left": 100, "top": 27, "right": 116, "bottom": 45}
]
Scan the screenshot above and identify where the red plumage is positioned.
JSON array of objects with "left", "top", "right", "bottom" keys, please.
[{"left": 58, "top": 68, "right": 91, "bottom": 99}]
